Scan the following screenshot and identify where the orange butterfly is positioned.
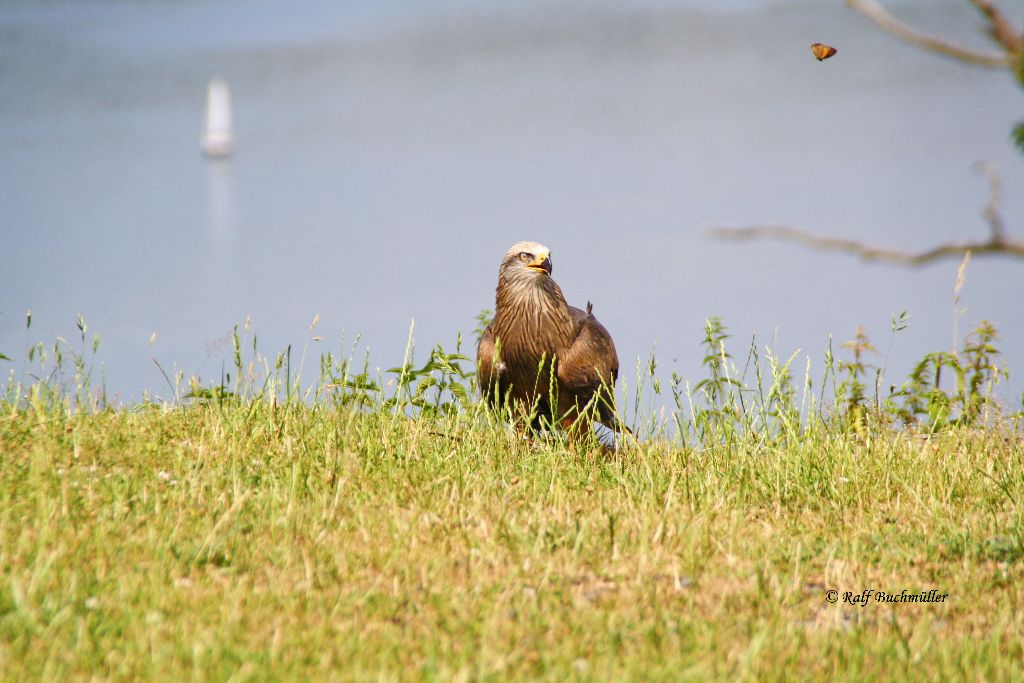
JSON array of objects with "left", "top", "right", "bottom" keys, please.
[{"left": 811, "top": 43, "right": 837, "bottom": 61}]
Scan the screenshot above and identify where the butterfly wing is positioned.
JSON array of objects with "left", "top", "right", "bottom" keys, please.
[{"left": 811, "top": 43, "right": 837, "bottom": 61}]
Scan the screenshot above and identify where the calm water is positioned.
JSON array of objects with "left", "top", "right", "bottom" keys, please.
[{"left": 2, "top": 0, "right": 1023, "bottom": 408}]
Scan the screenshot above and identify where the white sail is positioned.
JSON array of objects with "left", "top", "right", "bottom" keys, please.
[{"left": 201, "top": 78, "right": 234, "bottom": 158}]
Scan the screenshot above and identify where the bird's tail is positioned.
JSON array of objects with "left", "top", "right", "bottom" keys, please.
[{"left": 594, "top": 388, "right": 632, "bottom": 436}]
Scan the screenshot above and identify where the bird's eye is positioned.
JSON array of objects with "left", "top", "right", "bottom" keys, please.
[{"left": 518, "top": 252, "right": 532, "bottom": 261}]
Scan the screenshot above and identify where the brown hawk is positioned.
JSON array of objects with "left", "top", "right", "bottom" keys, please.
[{"left": 477, "top": 241, "right": 627, "bottom": 437}]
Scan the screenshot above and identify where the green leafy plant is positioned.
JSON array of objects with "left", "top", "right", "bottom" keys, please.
[
  {"left": 837, "top": 325, "right": 879, "bottom": 427},
  {"left": 385, "top": 337, "right": 475, "bottom": 418},
  {"left": 887, "top": 320, "right": 1004, "bottom": 428},
  {"left": 474, "top": 308, "right": 493, "bottom": 343},
  {"left": 691, "top": 317, "right": 743, "bottom": 445}
]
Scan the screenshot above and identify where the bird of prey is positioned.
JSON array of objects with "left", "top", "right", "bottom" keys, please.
[{"left": 476, "top": 241, "right": 627, "bottom": 438}]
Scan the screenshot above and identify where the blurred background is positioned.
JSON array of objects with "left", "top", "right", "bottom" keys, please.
[{"left": 2, "top": 0, "right": 1022, "bottom": 406}]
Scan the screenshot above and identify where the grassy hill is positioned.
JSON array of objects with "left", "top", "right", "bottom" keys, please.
[{"left": 1, "top": 319, "right": 1022, "bottom": 680}]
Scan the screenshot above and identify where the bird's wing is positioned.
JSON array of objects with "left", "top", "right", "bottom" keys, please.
[
  {"left": 476, "top": 324, "right": 498, "bottom": 401},
  {"left": 558, "top": 303, "right": 619, "bottom": 399}
]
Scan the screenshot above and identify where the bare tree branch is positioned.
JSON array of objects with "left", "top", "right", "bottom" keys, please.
[
  {"left": 710, "top": 224, "right": 1024, "bottom": 266},
  {"left": 712, "top": 164, "right": 1024, "bottom": 266},
  {"left": 847, "top": 0, "right": 1013, "bottom": 68}
]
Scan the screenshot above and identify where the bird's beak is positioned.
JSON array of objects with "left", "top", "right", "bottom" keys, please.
[{"left": 527, "top": 253, "right": 552, "bottom": 275}]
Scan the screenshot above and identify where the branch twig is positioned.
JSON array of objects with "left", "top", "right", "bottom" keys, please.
[
  {"left": 973, "top": 160, "right": 1006, "bottom": 242},
  {"left": 847, "top": 0, "right": 1013, "bottom": 68}
]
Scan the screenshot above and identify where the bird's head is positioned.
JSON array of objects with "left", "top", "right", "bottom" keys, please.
[
  {"left": 493, "top": 241, "right": 567, "bottom": 316},
  {"left": 500, "top": 241, "right": 552, "bottom": 279}
]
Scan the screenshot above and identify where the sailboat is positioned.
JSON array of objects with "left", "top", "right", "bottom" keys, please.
[{"left": 201, "top": 78, "right": 234, "bottom": 158}]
